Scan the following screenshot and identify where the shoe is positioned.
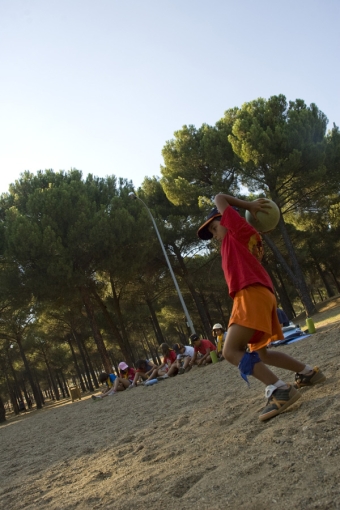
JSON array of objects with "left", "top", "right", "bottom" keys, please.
[
  {"left": 91, "top": 395, "right": 102, "bottom": 401},
  {"left": 157, "top": 374, "right": 169, "bottom": 380},
  {"left": 294, "top": 367, "right": 326, "bottom": 389},
  {"left": 259, "top": 385, "right": 301, "bottom": 422}
]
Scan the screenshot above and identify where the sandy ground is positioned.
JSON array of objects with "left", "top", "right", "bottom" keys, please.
[{"left": 1, "top": 322, "right": 340, "bottom": 510}]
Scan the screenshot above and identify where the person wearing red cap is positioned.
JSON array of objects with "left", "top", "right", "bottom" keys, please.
[{"left": 197, "top": 194, "right": 325, "bottom": 421}]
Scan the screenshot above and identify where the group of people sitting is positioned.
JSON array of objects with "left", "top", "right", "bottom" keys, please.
[{"left": 91, "top": 323, "right": 227, "bottom": 401}]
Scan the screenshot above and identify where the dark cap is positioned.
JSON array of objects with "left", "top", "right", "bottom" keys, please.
[
  {"left": 197, "top": 207, "right": 222, "bottom": 240},
  {"left": 172, "top": 343, "right": 181, "bottom": 353},
  {"left": 189, "top": 333, "right": 200, "bottom": 343}
]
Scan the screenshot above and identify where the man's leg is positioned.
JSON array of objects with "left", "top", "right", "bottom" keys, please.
[
  {"left": 223, "top": 324, "right": 301, "bottom": 421},
  {"left": 258, "top": 347, "right": 325, "bottom": 388},
  {"left": 257, "top": 347, "right": 305, "bottom": 372},
  {"left": 223, "top": 324, "right": 278, "bottom": 385}
]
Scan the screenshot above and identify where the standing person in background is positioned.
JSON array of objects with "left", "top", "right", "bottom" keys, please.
[
  {"left": 212, "top": 323, "right": 227, "bottom": 359},
  {"left": 189, "top": 334, "right": 217, "bottom": 366},
  {"left": 197, "top": 194, "right": 325, "bottom": 421}
]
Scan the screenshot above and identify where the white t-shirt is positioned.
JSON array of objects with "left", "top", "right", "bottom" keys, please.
[{"left": 176, "top": 345, "right": 194, "bottom": 359}]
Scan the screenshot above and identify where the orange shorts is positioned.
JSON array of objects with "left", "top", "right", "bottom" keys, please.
[{"left": 228, "top": 285, "right": 284, "bottom": 351}]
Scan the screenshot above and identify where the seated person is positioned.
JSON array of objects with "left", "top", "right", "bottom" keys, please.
[
  {"left": 147, "top": 343, "right": 178, "bottom": 380},
  {"left": 189, "top": 334, "right": 217, "bottom": 366},
  {"left": 173, "top": 343, "right": 195, "bottom": 373},
  {"left": 212, "top": 323, "right": 227, "bottom": 359},
  {"left": 92, "top": 372, "right": 117, "bottom": 400},
  {"left": 110, "top": 362, "right": 137, "bottom": 393},
  {"left": 131, "top": 359, "right": 157, "bottom": 386}
]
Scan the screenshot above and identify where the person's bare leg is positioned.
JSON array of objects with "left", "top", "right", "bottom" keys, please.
[
  {"left": 167, "top": 364, "right": 178, "bottom": 376},
  {"left": 257, "top": 347, "right": 305, "bottom": 373},
  {"left": 112, "top": 377, "right": 120, "bottom": 392},
  {"left": 183, "top": 358, "right": 190, "bottom": 369},
  {"left": 116, "top": 379, "right": 130, "bottom": 391},
  {"left": 147, "top": 369, "right": 159, "bottom": 381},
  {"left": 224, "top": 324, "right": 302, "bottom": 421},
  {"left": 223, "top": 324, "right": 279, "bottom": 386}
]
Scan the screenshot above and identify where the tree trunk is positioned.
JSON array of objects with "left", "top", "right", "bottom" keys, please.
[
  {"left": 55, "top": 372, "right": 66, "bottom": 398},
  {"left": 316, "top": 288, "right": 324, "bottom": 301},
  {"left": 108, "top": 276, "right": 135, "bottom": 363},
  {"left": 145, "top": 296, "right": 164, "bottom": 345},
  {"left": 274, "top": 265, "right": 296, "bottom": 318},
  {"left": 72, "top": 330, "right": 94, "bottom": 391},
  {"left": 211, "top": 295, "right": 229, "bottom": 329},
  {"left": 172, "top": 245, "right": 213, "bottom": 339},
  {"left": 33, "top": 369, "right": 45, "bottom": 406},
  {"left": 67, "top": 337, "right": 86, "bottom": 392},
  {"left": 264, "top": 221, "right": 317, "bottom": 316},
  {"left": 81, "top": 338, "right": 99, "bottom": 388},
  {"left": 0, "top": 396, "right": 6, "bottom": 423},
  {"left": 7, "top": 355, "right": 24, "bottom": 402},
  {"left": 20, "top": 378, "right": 31, "bottom": 408},
  {"left": 312, "top": 257, "right": 335, "bottom": 298},
  {"left": 60, "top": 371, "right": 70, "bottom": 397},
  {"left": 310, "top": 290, "right": 317, "bottom": 305},
  {"left": 4, "top": 371, "right": 19, "bottom": 415},
  {"left": 92, "top": 289, "right": 134, "bottom": 365},
  {"left": 41, "top": 348, "right": 60, "bottom": 400},
  {"left": 262, "top": 258, "right": 295, "bottom": 320},
  {"left": 141, "top": 327, "right": 160, "bottom": 364},
  {"left": 16, "top": 337, "right": 43, "bottom": 409},
  {"left": 199, "top": 292, "right": 213, "bottom": 328},
  {"left": 80, "top": 286, "right": 112, "bottom": 373},
  {"left": 326, "top": 266, "right": 340, "bottom": 293},
  {"left": 108, "top": 352, "right": 118, "bottom": 374}
]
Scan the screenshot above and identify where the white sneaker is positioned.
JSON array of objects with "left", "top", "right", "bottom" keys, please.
[{"left": 157, "top": 374, "right": 169, "bottom": 380}]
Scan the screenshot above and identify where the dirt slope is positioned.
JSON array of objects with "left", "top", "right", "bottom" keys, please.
[{"left": 1, "top": 323, "right": 340, "bottom": 510}]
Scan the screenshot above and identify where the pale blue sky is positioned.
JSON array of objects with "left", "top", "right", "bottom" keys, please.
[{"left": 1, "top": 0, "right": 339, "bottom": 194}]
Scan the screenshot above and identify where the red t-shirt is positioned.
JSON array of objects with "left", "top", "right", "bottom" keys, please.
[
  {"left": 194, "top": 339, "right": 216, "bottom": 354},
  {"left": 220, "top": 207, "right": 274, "bottom": 298},
  {"left": 119, "top": 367, "right": 136, "bottom": 382},
  {"left": 164, "top": 350, "right": 177, "bottom": 365}
]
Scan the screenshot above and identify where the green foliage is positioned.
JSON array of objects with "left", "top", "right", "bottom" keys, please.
[
  {"left": 161, "top": 123, "right": 240, "bottom": 206},
  {"left": 224, "top": 95, "right": 329, "bottom": 208}
]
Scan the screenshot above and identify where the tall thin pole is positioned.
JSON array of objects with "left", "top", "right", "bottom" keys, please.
[{"left": 129, "top": 193, "right": 195, "bottom": 334}]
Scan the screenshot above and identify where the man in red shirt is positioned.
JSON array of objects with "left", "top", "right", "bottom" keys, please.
[{"left": 189, "top": 334, "right": 216, "bottom": 366}]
